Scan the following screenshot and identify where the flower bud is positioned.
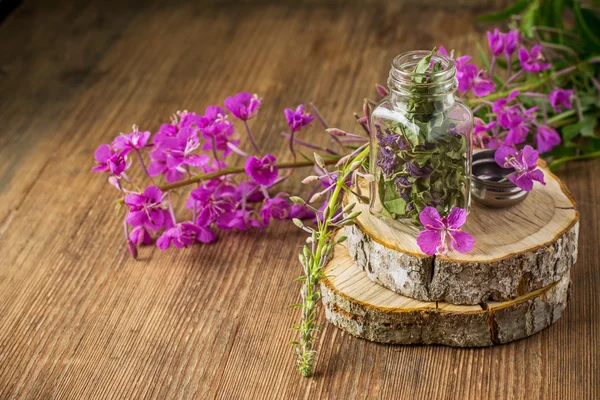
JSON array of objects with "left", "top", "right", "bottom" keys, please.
[
  {"left": 375, "top": 84, "right": 389, "bottom": 97},
  {"left": 127, "top": 240, "right": 138, "bottom": 259},
  {"left": 342, "top": 202, "right": 356, "bottom": 213},
  {"left": 289, "top": 196, "right": 306, "bottom": 204},
  {"left": 326, "top": 128, "right": 348, "bottom": 136},
  {"left": 313, "top": 152, "right": 325, "bottom": 169},
  {"left": 292, "top": 218, "right": 304, "bottom": 228},
  {"left": 301, "top": 176, "right": 320, "bottom": 184},
  {"left": 309, "top": 191, "right": 324, "bottom": 204}
]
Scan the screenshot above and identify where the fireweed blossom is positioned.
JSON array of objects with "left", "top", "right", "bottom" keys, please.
[
  {"left": 494, "top": 145, "right": 546, "bottom": 192},
  {"left": 124, "top": 185, "right": 166, "bottom": 228},
  {"left": 259, "top": 194, "right": 292, "bottom": 225},
  {"left": 416, "top": 207, "right": 475, "bottom": 255},
  {"left": 187, "top": 185, "right": 237, "bottom": 229},
  {"left": 197, "top": 106, "right": 239, "bottom": 157},
  {"left": 112, "top": 127, "right": 151, "bottom": 155},
  {"left": 92, "top": 144, "right": 129, "bottom": 177},
  {"left": 224, "top": 92, "right": 262, "bottom": 121},
  {"left": 548, "top": 89, "right": 574, "bottom": 113},
  {"left": 518, "top": 45, "right": 551, "bottom": 73},
  {"left": 129, "top": 226, "right": 154, "bottom": 246},
  {"left": 245, "top": 154, "right": 278, "bottom": 187},
  {"left": 503, "top": 30, "right": 519, "bottom": 56},
  {"left": 156, "top": 222, "right": 216, "bottom": 250},
  {"left": 535, "top": 125, "right": 561, "bottom": 153},
  {"left": 487, "top": 28, "right": 504, "bottom": 56},
  {"left": 285, "top": 105, "right": 315, "bottom": 133}
]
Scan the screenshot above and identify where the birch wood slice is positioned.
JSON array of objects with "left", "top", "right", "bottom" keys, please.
[
  {"left": 345, "top": 166, "right": 579, "bottom": 305},
  {"left": 320, "top": 242, "right": 571, "bottom": 347}
]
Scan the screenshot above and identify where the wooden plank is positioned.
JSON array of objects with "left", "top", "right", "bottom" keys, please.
[{"left": 0, "top": 0, "right": 597, "bottom": 399}]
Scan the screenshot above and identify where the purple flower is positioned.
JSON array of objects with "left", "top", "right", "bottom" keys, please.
[
  {"left": 259, "top": 194, "right": 292, "bottom": 225},
  {"left": 112, "top": 127, "right": 151, "bottom": 155},
  {"left": 473, "top": 118, "right": 496, "bottom": 136},
  {"left": 494, "top": 145, "right": 546, "bottom": 191},
  {"left": 222, "top": 209, "right": 262, "bottom": 231},
  {"left": 244, "top": 154, "right": 278, "bottom": 187},
  {"left": 197, "top": 106, "right": 239, "bottom": 157},
  {"left": 124, "top": 185, "right": 166, "bottom": 228},
  {"left": 156, "top": 222, "right": 216, "bottom": 250},
  {"left": 487, "top": 28, "right": 504, "bottom": 56},
  {"left": 548, "top": 89, "right": 574, "bottom": 113},
  {"left": 458, "top": 64, "right": 495, "bottom": 97},
  {"left": 236, "top": 181, "right": 265, "bottom": 202},
  {"left": 224, "top": 92, "right": 262, "bottom": 121},
  {"left": 503, "top": 30, "right": 520, "bottom": 56},
  {"left": 454, "top": 55, "right": 471, "bottom": 71},
  {"left": 416, "top": 207, "right": 475, "bottom": 255},
  {"left": 153, "top": 123, "right": 179, "bottom": 144},
  {"left": 187, "top": 185, "right": 236, "bottom": 229},
  {"left": 289, "top": 204, "right": 315, "bottom": 220},
  {"left": 129, "top": 226, "right": 154, "bottom": 246},
  {"left": 535, "top": 125, "right": 561, "bottom": 153},
  {"left": 406, "top": 161, "right": 432, "bottom": 179},
  {"left": 178, "top": 111, "right": 203, "bottom": 130},
  {"left": 284, "top": 104, "right": 315, "bottom": 133},
  {"left": 147, "top": 148, "right": 184, "bottom": 182},
  {"left": 473, "top": 118, "right": 498, "bottom": 148},
  {"left": 92, "top": 144, "right": 129, "bottom": 176},
  {"left": 165, "top": 127, "right": 210, "bottom": 170},
  {"left": 518, "top": 45, "right": 551, "bottom": 73},
  {"left": 492, "top": 90, "right": 523, "bottom": 129}
]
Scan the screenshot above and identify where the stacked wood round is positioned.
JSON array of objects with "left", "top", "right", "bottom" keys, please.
[{"left": 319, "top": 167, "right": 578, "bottom": 346}]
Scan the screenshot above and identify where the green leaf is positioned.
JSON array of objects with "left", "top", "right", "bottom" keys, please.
[
  {"left": 520, "top": 0, "right": 541, "bottom": 38},
  {"left": 476, "top": 0, "right": 528, "bottom": 22}
]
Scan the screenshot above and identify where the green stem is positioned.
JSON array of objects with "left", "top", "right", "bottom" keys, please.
[
  {"left": 548, "top": 151, "right": 600, "bottom": 170},
  {"left": 160, "top": 158, "right": 338, "bottom": 191},
  {"left": 297, "top": 147, "right": 369, "bottom": 377}
]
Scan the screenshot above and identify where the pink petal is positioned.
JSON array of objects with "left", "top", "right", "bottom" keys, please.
[
  {"left": 94, "top": 144, "right": 112, "bottom": 162},
  {"left": 419, "top": 206, "right": 444, "bottom": 230},
  {"left": 143, "top": 185, "right": 163, "bottom": 202},
  {"left": 156, "top": 233, "right": 171, "bottom": 250},
  {"left": 197, "top": 227, "right": 217, "bottom": 243},
  {"left": 510, "top": 173, "right": 534, "bottom": 192},
  {"left": 528, "top": 169, "right": 546, "bottom": 185},
  {"left": 519, "top": 145, "right": 539, "bottom": 168},
  {"left": 494, "top": 146, "right": 517, "bottom": 168},
  {"left": 451, "top": 231, "right": 475, "bottom": 253},
  {"left": 416, "top": 230, "right": 442, "bottom": 255},
  {"left": 446, "top": 207, "right": 467, "bottom": 230}
]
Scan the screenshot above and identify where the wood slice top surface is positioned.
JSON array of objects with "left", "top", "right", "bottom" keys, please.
[
  {"left": 321, "top": 240, "right": 571, "bottom": 347},
  {"left": 349, "top": 166, "right": 578, "bottom": 262}
]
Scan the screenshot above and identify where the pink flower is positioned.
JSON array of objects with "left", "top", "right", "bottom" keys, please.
[
  {"left": 416, "top": 207, "right": 474, "bottom": 255},
  {"left": 112, "top": 127, "right": 151, "bottom": 155},
  {"left": 473, "top": 118, "right": 498, "bottom": 148},
  {"left": 187, "top": 185, "right": 237, "bottom": 228},
  {"left": 129, "top": 226, "right": 154, "bottom": 246},
  {"left": 548, "top": 89, "right": 574, "bottom": 113},
  {"left": 197, "top": 106, "right": 239, "bottom": 157},
  {"left": 487, "top": 28, "right": 504, "bottom": 56},
  {"left": 124, "top": 185, "right": 166, "bottom": 228},
  {"left": 224, "top": 92, "right": 262, "bottom": 121},
  {"left": 92, "top": 144, "right": 129, "bottom": 176},
  {"left": 284, "top": 104, "right": 315, "bottom": 133},
  {"left": 244, "top": 154, "right": 278, "bottom": 187},
  {"left": 535, "top": 125, "right": 561, "bottom": 153},
  {"left": 457, "top": 64, "right": 494, "bottom": 97},
  {"left": 222, "top": 209, "right": 262, "bottom": 231},
  {"left": 289, "top": 204, "right": 315, "bottom": 220},
  {"left": 492, "top": 90, "right": 521, "bottom": 129},
  {"left": 494, "top": 145, "right": 546, "bottom": 191},
  {"left": 156, "top": 222, "right": 216, "bottom": 250},
  {"left": 503, "top": 30, "right": 520, "bottom": 56},
  {"left": 518, "top": 45, "right": 551, "bottom": 73},
  {"left": 236, "top": 181, "right": 265, "bottom": 202},
  {"left": 259, "top": 194, "right": 292, "bottom": 225}
]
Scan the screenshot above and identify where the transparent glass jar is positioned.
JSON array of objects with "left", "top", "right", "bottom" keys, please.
[{"left": 369, "top": 50, "right": 473, "bottom": 228}]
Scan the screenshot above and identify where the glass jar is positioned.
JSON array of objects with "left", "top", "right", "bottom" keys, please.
[{"left": 369, "top": 50, "right": 473, "bottom": 228}]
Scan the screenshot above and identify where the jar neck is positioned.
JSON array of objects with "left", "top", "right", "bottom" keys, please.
[{"left": 387, "top": 50, "right": 457, "bottom": 109}]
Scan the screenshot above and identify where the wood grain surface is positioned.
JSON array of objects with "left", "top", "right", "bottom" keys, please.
[{"left": 0, "top": 0, "right": 597, "bottom": 399}]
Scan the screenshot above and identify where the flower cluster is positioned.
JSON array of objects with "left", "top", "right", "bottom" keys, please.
[
  {"left": 92, "top": 92, "right": 325, "bottom": 257},
  {"left": 494, "top": 145, "right": 546, "bottom": 192},
  {"left": 442, "top": 28, "right": 577, "bottom": 155}
]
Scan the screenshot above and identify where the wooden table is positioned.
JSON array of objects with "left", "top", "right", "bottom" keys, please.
[{"left": 0, "top": 1, "right": 598, "bottom": 398}]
